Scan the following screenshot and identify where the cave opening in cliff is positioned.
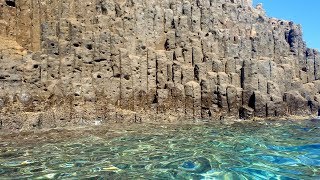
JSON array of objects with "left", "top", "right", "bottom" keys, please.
[{"left": 5, "top": 0, "right": 15, "bottom": 7}]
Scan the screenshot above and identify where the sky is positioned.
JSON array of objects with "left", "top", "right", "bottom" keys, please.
[{"left": 253, "top": 0, "right": 320, "bottom": 51}]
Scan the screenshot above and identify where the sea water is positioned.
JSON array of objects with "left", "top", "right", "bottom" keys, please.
[{"left": 0, "top": 120, "right": 319, "bottom": 179}]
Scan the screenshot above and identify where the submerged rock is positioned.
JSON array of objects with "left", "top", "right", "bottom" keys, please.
[{"left": 179, "top": 157, "right": 212, "bottom": 174}]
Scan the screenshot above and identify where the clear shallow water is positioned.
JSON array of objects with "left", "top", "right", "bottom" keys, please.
[{"left": 0, "top": 120, "right": 319, "bottom": 179}]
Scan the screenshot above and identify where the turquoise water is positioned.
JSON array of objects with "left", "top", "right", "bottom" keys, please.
[{"left": 0, "top": 120, "right": 319, "bottom": 179}]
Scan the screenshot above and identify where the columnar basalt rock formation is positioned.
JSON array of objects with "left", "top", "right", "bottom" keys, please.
[{"left": 0, "top": 0, "right": 319, "bottom": 131}]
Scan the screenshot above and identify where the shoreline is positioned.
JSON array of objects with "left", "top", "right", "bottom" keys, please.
[{"left": 0, "top": 115, "right": 316, "bottom": 147}]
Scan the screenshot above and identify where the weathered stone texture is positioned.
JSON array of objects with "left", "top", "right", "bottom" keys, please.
[{"left": 0, "top": 0, "right": 319, "bottom": 131}]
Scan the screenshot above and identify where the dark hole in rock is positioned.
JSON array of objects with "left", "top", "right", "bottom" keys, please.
[
  {"left": 152, "top": 95, "right": 158, "bottom": 104},
  {"left": 54, "top": 52, "right": 59, "bottom": 56},
  {"left": 141, "top": 45, "right": 146, "bottom": 50},
  {"left": 164, "top": 40, "right": 170, "bottom": 51},
  {"left": 289, "top": 21, "right": 294, "bottom": 26},
  {"left": 222, "top": 4, "right": 226, "bottom": 10},
  {"left": 124, "top": 75, "right": 130, "bottom": 80},
  {"left": 234, "top": 36, "right": 238, "bottom": 43},
  {"left": 101, "top": 6, "right": 107, "bottom": 15},
  {"left": 248, "top": 93, "right": 256, "bottom": 110},
  {"left": 114, "top": 74, "right": 121, "bottom": 78},
  {"left": 257, "top": 15, "right": 265, "bottom": 23},
  {"left": 86, "top": 44, "right": 93, "bottom": 50},
  {"left": 73, "top": 43, "right": 80, "bottom": 47},
  {"left": 194, "top": 65, "right": 200, "bottom": 81},
  {"left": 308, "top": 100, "right": 313, "bottom": 110},
  {"left": 173, "top": 52, "right": 177, "bottom": 61},
  {"left": 97, "top": 75, "right": 102, "bottom": 79},
  {"left": 33, "top": 65, "right": 39, "bottom": 69},
  {"left": 5, "top": 0, "right": 15, "bottom": 7},
  {"left": 74, "top": 93, "right": 80, "bottom": 97},
  {"left": 171, "top": 20, "right": 175, "bottom": 29},
  {"left": 0, "top": 76, "right": 5, "bottom": 80},
  {"left": 50, "top": 43, "right": 55, "bottom": 47},
  {"left": 94, "top": 58, "right": 107, "bottom": 62}
]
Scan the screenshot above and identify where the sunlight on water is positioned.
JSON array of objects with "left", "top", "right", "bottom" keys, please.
[{"left": 0, "top": 120, "right": 319, "bottom": 179}]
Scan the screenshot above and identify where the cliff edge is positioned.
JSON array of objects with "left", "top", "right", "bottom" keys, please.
[{"left": 0, "top": 0, "right": 319, "bottom": 131}]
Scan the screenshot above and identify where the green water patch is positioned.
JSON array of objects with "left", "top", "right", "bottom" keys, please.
[{"left": 0, "top": 120, "right": 319, "bottom": 179}]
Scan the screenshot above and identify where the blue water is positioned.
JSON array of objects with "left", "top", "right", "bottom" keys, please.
[{"left": 0, "top": 120, "right": 319, "bottom": 179}]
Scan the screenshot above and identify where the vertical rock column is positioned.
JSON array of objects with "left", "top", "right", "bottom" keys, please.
[
  {"left": 185, "top": 81, "right": 201, "bottom": 120},
  {"left": 315, "top": 51, "right": 320, "bottom": 80},
  {"left": 16, "top": 0, "right": 32, "bottom": 50},
  {"left": 0, "top": 0, "right": 17, "bottom": 38},
  {"left": 119, "top": 49, "right": 134, "bottom": 110}
]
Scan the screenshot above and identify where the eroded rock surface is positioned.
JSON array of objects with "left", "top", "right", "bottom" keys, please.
[{"left": 0, "top": 0, "right": 319, "bottom": 131}]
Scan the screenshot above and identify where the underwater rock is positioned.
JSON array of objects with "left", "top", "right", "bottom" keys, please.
[{"left": 179, "top": 157, "right": 212, "bottom": 174}]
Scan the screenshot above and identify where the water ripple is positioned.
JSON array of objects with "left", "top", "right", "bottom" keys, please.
[{"left": 0, "top": 121, "right": 319, "bottom": 179}]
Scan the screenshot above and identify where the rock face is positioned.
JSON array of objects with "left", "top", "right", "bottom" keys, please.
[{"left": 0, "top": 0, "right": 319, "bottom": 131}]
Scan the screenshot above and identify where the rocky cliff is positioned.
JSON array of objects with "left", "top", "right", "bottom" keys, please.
[{"left": 0, "top": 0, "right": 319, "bottom": 131}]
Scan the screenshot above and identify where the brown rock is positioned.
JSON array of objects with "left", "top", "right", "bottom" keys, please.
[{"left": 0, "top": 0, "right": 319, "bottom": 131}]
